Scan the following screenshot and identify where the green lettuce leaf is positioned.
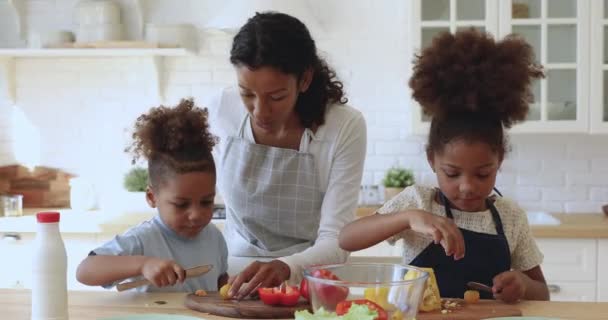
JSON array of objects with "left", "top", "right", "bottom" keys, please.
[{"left": 294, "top": 304, "right": 378, "bottom": 320}]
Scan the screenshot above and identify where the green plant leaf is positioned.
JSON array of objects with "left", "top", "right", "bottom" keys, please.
[
  {"left": 382, "top": 167, "right": 415, "bottom": 188},
  {"left": 124, "top": 167, "right": 148, "bottom": 192}
]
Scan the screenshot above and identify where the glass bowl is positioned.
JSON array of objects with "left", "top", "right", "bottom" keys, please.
[{"left": 302, "top": 263, "right": 428, "bottom": 320}]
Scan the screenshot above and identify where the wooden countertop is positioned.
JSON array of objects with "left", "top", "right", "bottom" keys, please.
[
  {"left": 2, "top": 289, "right": 607, "bottom": 320},
  {"left": 356, "top": 207, "right": 608, "bottom": 238}
]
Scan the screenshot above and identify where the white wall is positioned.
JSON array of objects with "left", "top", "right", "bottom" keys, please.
[{"left": 0, "top": 0, "right": 607, "bottom": 213}]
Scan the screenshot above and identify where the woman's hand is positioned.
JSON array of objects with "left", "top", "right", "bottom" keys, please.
[
  {"left": 407, "top": 209, "right": 465, "bottom": 259},
  {"left": 140, "top": 257, "right": 186, "bottom": 288},
  {"left": 493, "top": 270, "right": 527, "bottom": 303},
  {"left": 227, "top": 260, "right": 291, "bottom": 299}
]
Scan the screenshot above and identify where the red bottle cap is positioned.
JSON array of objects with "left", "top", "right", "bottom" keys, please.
[{"left": 36, "top": 212, "right": 60, "bottom": 223}]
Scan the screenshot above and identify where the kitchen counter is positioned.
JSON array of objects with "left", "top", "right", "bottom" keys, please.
[
  {"left": 357, "top": 206, "right": 608, "bottom": 238},
  {"left": 2, "top": 206, "right": 607, "bottom": 238},
  {"left": 0, "top": 209, "right": 225, "bottom": 234},
  {"left": 2, "top": 289, "right": 608, "bottom": 319}
]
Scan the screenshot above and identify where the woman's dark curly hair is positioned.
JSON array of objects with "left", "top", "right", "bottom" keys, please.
[
  {"left": 230, "top": 11, "right": 347, "bottom": 128},
  {"left": 409, "top": 28, "right": 544, "bottom": 158},
  {"left": 126, "top": 98, "right": 218, "bottom": 190}
]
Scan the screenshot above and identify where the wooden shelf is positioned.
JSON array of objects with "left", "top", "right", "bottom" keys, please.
[
  {"left": 0, "top": 48, "right": 193, "bottom": 58},
  {"left": 0, "top": 47, "right": 194, "bottom": 104}
]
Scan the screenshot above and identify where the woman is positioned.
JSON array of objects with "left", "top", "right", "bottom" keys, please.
[{"left": 211, "top": 11, "right": 367, "bottom": 299}]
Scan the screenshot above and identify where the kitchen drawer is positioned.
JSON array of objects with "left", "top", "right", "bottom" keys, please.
[
  {"left": 350, "top": 240, "right": 402, "bottom": 257},
  {"left": 546, "top": 281, "right": 597, "bottom": 302},
  {"left": 0, "top": 232, "right": 101, "bottom": 291},
  {"left": 0, "top": 232, "right": 34, "bottom": 289},
  {"left": 536, "top": 238, "right": 597, "bottom": 282}
]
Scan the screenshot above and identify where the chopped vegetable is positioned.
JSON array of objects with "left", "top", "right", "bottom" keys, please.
[
  {"left": 363, "top": 286, "right": 396, "bottom": 311},
  {"left": 336, "top": 299, "right": 387, "bottom": 320},
  {"left": 295, "top": 304, "right": 379, "bottom": 320},
  {"left": 300, "top": 278, "right": 310, "bottom": 301},
  {"left": 310, "top": 269, "right": 349, "bottom": 307},
  {"left": 219, "top": 283, "right": 231, "bottom": 299},
  {"left": 464, "top": 290, "right": 480, "bottom": 304},
  {"left": 258, "top": 282, "right": 301, "bottom": 306},
  {"left": 390, "top": 309, "right": 404, "bottom": 320},
  {"left": 404, "top": 267, "right": 441, "bottom": 312}
]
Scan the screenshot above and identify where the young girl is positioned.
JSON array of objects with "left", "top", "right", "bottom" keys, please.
[
  {"left": 76, "top": 99, "right": 228, "bottom": 292},
  {"left": 340, "top": 29, "right": 549, "bottom": 303}
]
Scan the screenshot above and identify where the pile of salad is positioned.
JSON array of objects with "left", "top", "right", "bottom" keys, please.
[{"left": 295, "top": 303, "right": 380, "bottom": 320}]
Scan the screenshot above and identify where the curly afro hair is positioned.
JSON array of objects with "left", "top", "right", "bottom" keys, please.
[
  {"left": 126, "top": 98, "right": 218, "bottom": 190},
  {"left": 409, "top": 28, "right": 544, "bottom": 158},
  {"left": 230, "top": 11, "right": 347, "bottom": 128}
]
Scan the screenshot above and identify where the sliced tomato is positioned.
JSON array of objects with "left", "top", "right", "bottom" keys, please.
[
  {"left": 278, "top": 285, "right": 301, "bottom": 306},
  {"left": 310, "top": 269, "right": 349, "bottom": 307},
  {"left": 258, "top": 287, "right": 281, "bottom": 305},
  {"left": 335, "top": 299, "right": 388, "bottom": 320},
  {"left": 300, "top": 278, "right": 310, "bottom": 301},
  {"left": 257, "top": 283, "right": 301, "bottom": 306}
]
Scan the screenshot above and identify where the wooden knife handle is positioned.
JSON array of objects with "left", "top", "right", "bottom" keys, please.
[{"left": 116, "top": 278, "right": 151, "bottom": 292}]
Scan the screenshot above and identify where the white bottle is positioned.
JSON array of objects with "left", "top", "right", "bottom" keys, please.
[{"left": 32, "top": 212, "right": 68, "bottom": 320}]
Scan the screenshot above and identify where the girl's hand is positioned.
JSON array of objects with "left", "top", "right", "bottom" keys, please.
[
  {"left": 141, "top": 257, "right": 186, "bottom": 288},
  {"left": 407, "top": 209, "right": 465, "bottom": 259},
  {"left": 227, "top": 260, "right": 290, "bottom": 299},
  {"left": 493, "top": 271, "right": 527, "bottom": 303}
]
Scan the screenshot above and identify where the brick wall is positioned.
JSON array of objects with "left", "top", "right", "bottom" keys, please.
[{"left": 0, "top": 0, "right": 606, "bottom": 212}]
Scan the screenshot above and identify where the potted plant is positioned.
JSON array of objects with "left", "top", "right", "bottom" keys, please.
[
  {"left": 382, "top": 167, "right": 415, "bottom": 201},
  {"left": 120, "top": 167, "right": 150, "bottom": 212},
  {"left": 124, "top": 167, "right": 148, "bottom": 192}
]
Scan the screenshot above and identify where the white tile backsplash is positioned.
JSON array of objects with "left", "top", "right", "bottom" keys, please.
[{"left": 0, "top": 0, "right": 606, "bottom": 213}]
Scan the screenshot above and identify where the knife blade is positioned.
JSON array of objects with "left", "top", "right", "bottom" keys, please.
[
  {"left": 467, "top": 281, "right": 494, "bottom": 294},
  {"left": 116, "top": 264, "right": 213, "bottom": 292}
]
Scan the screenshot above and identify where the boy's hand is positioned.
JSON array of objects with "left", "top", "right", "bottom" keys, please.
[
  {"left": 407, "top": 209, "right": 465, "bottom": 259},
  {"left": 493, "top": 271, "right": 527, "bottom": 303},
  {"left": 141, "top": 257, "right": 186, "bottom": 287}
]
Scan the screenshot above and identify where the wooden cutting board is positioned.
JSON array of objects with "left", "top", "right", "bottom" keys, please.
[
  {"left": 185, "top": 292, "right": 311, "bottom": 319},
  {"left": 417, "top": 299, "right": 522, "bottom": 320}
]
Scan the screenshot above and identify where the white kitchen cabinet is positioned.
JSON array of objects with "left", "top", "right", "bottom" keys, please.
[
  {"left": 535, "top": 238, "right": 597, "bottom": 282},
  {"left": 536, "top": 238, "right": 598, "bottom": 302},
  {"left": 0, "top": 232, "right": 31, "bottom": 289},
  {"left": 410, "top": 0, "right": 603, "bottom": 134},
  {"left": 0, "top": 232, "right": 107, "bottom": 291},
  {"left": 598, "top": 239, "right": 608, "bottom": 301},
  {"left": 590, "top": 0, "right": 608, "bottom": 133}
]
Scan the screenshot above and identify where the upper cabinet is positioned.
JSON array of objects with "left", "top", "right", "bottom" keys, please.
[
  {"left": 590, "top": 0, "right": 608, "bottom": 133},
  {"left": 410, "top": 0, "right": 604, "bottom": 134}
]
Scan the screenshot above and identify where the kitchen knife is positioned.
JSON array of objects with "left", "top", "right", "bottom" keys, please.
[
  {"left": 116, "top": 264, "right": 213, "bottom": 292},
  {"left": 467, "top": 281, "right": 494, "bottom": 294}
]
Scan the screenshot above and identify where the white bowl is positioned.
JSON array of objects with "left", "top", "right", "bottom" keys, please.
[
  {"left": 144, "top": 24, "right": 197, "bottom": 49},
  {"left": 75, "top": 0, "right": 121, "bottom": 26},
  {"left": 28, "top": 30, "right": 75, "bottom": 48},
  {"left": 77, "top": 24, "right": 124, "bottom": 42}
]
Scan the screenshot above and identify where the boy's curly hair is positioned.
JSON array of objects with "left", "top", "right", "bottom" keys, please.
[
  {"left": 126, "top": 98, "right": 218, "bottom": 190},
  {"left": 409, "top": 28, "right": 544, "bottom": 158}
]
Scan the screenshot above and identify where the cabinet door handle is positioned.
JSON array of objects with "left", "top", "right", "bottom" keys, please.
[
  {"left": 548, "top": 284, "right": 561, "bottom": 293},
  {"left": 2, "top": 233, "right": 22, "bottom": 241}
]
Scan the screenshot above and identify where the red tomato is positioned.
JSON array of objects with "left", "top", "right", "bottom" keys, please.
[
  {"left": 257, "top": 284, "right": 301, "bottom": 307},
  {"left": 300, "top": 278, "right": 310, "bottom": 301},
  {"left": 278, "top": 285, "right": 301, "bottom": 306},
  {"left": 310, "top": 269, "right": 349, "bottom": 308},
  {"left": 258, "top": 287, "right": 281, "bottom": 305},
  {"left": 335, "top": 299, "right": 388, "bottom": 320}
]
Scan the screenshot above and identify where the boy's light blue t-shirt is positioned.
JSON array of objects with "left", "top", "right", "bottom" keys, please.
[{"left": 92, "top": 215, "right": 228, "bottom": 293}]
